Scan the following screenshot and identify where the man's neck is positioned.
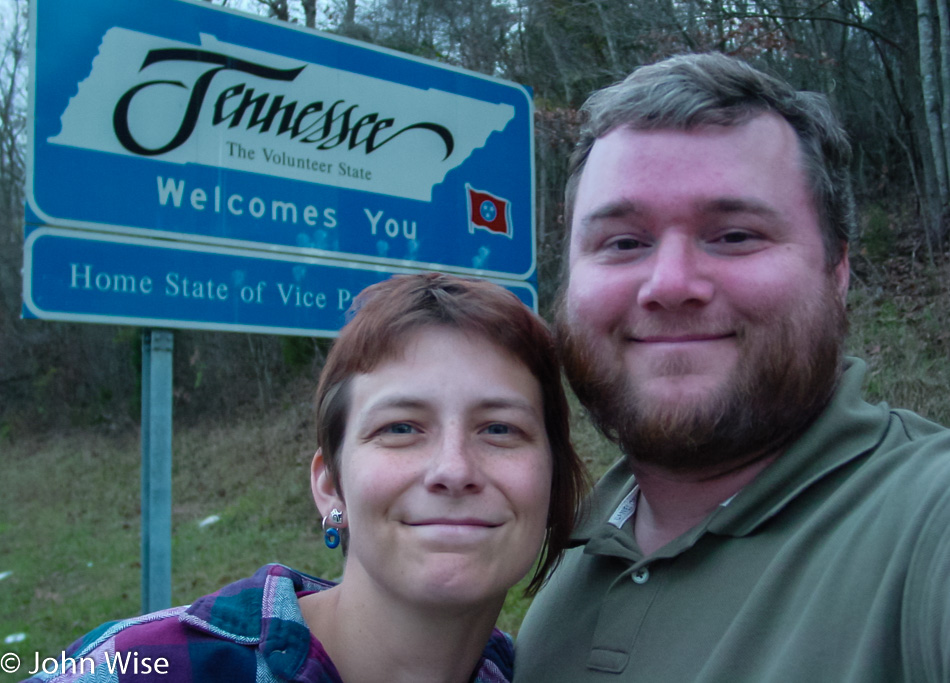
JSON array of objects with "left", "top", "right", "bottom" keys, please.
[{"left": 630, "top": 452, "right": 779, "bottom": 556}]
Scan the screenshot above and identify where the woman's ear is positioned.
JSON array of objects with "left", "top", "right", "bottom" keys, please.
[{"left": 311, "top": 449, "right": 345, "bottom": 522}]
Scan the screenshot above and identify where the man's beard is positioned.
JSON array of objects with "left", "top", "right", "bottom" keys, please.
[{"left": 557, "top": 278, "right": 848, "bottom": 475}]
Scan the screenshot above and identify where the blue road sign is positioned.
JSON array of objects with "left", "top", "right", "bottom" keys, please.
[
  {"left": 26, "top": 0, "right": 535, "bottom": 281},
  {"left": 23, "top": 227, "right": 538, "bottom": 336}
]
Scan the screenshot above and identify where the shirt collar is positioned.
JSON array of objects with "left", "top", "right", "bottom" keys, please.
[
  {"left": 182, "top": 564, "right": 336, "bottom": 679},
  {"left": 572, "top": 358, "right": 889, "bottom": 554},
  {"left": 707, "top": 357, "right": 889, "bottom": 536}
]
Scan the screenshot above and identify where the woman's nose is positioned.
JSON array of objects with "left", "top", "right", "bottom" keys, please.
[{"left": 422, "top": 431, "right": 486, "bottom": 495}]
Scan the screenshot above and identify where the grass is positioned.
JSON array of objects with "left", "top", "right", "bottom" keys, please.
[
  {"left": 846, "top": 255, "right": 950, "bottom": 426},
  {"left": 0, "top": 393, "right": 343, "bottom": 682},
  {"left": 3, "top": 251, "right": 950, "bottom": 682}
]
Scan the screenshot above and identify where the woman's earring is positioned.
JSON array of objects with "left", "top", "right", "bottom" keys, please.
[
  {"left": 322, "top": 508, "right": 344, "bottom": 549},
  {"left": 324, "top": 527, "right": 340, "bottom": 549}
]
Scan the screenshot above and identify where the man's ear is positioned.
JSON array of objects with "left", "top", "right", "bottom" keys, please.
[
  {"left": 834, "top": 243, "right": 850, "bottom": 304},
  {"left": 311, "top": 449, "right": 345, "bottom": 522}
]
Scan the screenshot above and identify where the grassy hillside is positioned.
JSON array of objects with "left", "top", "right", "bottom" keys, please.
[{"left": 2, "top": 253, "right": 950, "bottom": 681}]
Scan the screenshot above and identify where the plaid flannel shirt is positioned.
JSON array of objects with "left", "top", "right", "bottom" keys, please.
[{"left": 24, "top": 564, "right": 514, "bottom": 682}]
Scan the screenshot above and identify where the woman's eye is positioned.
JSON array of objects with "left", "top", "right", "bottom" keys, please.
[
  {"left": 482, "top": 422, "right": 534, "bottom": 443},
  {"left": 484, "top": 423, "right": 512, "bottom": 435},
  {"left": 382, "top": 422, "right": 416, "bottom": 435}
]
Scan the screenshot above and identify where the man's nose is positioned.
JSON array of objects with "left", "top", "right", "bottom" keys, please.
[
  {"left": 422, "top": 429, "right": 486, "bottom": 495},
  {"left": 636, "top": 236, "right": 714, "bottom": 310}
]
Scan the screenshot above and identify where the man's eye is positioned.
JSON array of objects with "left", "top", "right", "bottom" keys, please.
[
  {"left": 610, "top": 237, "right": 644, "bottom": 250},
  {"left": 717, "top": 231, "right": 754, "bottom": 244}
]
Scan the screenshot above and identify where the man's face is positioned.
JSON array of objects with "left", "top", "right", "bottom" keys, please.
[{"left": 560, "top": 114, "right": 850, "bottom": 473}]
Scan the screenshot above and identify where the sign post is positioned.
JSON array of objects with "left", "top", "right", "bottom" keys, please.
[{"left": 140, "top": 330, "right": 173, "bottom": 613}]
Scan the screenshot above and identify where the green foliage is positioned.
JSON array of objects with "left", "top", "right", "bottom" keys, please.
[
  {"left": 118, "top": 327, "right": 144, "bottom": 416},
  {"left": 281, "top": 336, "right": 317, "bottom": 371},
  {"left": 858, "top": 204, "right": 898, "bottom": 264},
  {"left": 32, "top": 366, "right": 59, "bottom": 399}
]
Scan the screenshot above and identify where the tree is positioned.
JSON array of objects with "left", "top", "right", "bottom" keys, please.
[
  {"left": 0, "top": 0, "right": 28, "bottom": 350},
  {"left": 917, "top": 0, "right": 950, "bottom": 253}
]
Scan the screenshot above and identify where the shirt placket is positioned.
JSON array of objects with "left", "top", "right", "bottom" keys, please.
[{"left": 586, "top": 559, "right": 663, "bottom": 674}]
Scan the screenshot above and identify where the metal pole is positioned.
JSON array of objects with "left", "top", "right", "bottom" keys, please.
[
  {"left": 141, "top": 329, "right": 173, "bottom": 613},
  {"left": 140, "top": 330, "right": 151, "bottom": 614}
]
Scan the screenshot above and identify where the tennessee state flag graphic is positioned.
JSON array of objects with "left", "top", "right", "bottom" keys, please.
[{"left": 466, "top": 185, "right": 512, "bottom": 237}]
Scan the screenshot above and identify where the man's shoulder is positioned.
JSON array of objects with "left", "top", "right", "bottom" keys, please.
[
  {"left": 871, "top": 405, "right": 950, "bottom": 478},
  {"left": 887, "top": 406, "right": 950, "bottom": 441},
  {"left": 827, "top": 404, "right": 950, "bottom": 550},
  {"left": 871, "top": 409, "right": 950, "bottom": 500},
  {"left": 786, "top": 359, "right": 950, "bottom": 507}
]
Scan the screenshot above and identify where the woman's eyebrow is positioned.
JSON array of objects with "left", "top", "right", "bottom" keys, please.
[
  {"left": 363, "top": 396, "right": 539, "bottom": 416},
  {"left": 362, "top": 395, "right": 429, "bottom": 413},
  {"left": 477, "top": 398, "right": 541, "bottom": 415}
]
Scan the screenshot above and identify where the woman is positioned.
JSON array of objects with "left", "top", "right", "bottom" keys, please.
[{"left": 26, "top": 273, "right": 585, "bottom": 683}]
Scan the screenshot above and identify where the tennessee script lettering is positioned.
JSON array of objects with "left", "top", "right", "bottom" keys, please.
[{"left": 113, "top": 49, "right": 455, "bottom": 159}]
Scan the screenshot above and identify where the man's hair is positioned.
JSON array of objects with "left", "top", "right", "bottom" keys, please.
[
  {"left": 314, "top": 272, "right": 587, "bottom": 595},
  {"left": 564, "top": 52, "right": 855, "bottom": 265}
]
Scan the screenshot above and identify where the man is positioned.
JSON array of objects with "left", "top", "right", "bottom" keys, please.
[{"left": 515, "top": 53, "right": 950, "bottom": 682}]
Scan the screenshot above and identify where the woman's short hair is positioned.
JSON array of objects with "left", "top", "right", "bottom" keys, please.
[
  {"left": 565, "top": 52, "right": 855, "bottom": 266},
  {"left": 314, "top": 272, "right": 587, "bottom": 595}
]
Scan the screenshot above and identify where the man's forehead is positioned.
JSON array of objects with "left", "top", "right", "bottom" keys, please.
[
  {"left": 592, "top": 113, "right": 800, "bottom": 156},
  {"left": 576, "top": 115, "right": 807, "bottom": 207}
]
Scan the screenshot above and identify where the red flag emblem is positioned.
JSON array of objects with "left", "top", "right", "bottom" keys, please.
[{"left": 466, "top": 185, "right": 512, "bottom": 237}]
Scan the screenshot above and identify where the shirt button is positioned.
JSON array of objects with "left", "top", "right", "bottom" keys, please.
[{"left": 632, "top": 567, "right": 650, "bottom": 584}]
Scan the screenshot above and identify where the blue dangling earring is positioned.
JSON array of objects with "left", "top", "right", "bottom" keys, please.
[
  {"left": 324, "top": 527, "right": 340, "bottom": 549},
  {"left": 322, "top": 508, "right": 344, "bottom": 549}
]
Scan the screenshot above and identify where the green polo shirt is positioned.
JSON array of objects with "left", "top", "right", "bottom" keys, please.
[{"left": 515, "top": 358, "right": 950, "bottom": 682}]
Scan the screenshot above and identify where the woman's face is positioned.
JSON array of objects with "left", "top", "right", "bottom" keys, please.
[{"left": 319, "top": 326, "right": 553, "bottom": 611}]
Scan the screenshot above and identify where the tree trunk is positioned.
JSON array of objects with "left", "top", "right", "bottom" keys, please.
[
  {"left": 594, "top": 0, "right": 621, "bottom": 77},
  {"left": 540, "top": 15, "right": 573, "bottom": 103},
  {"left": 937, "top": 0, "right": 950, "bottom": 196},
  {"left": 300, "top": 0, "right": 317, "bottom": 28},
  {"left": 917, "top": 0, "right": 948, "bottom": 197}
]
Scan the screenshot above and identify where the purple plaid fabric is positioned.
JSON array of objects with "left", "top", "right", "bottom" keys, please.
[{"left": 23, "top": 564, "right": 514, "bottom": 682}]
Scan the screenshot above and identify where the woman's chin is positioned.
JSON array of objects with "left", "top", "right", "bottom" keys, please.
[{"left": 400, "top": 561, "right": 523, "bottom": 612}]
